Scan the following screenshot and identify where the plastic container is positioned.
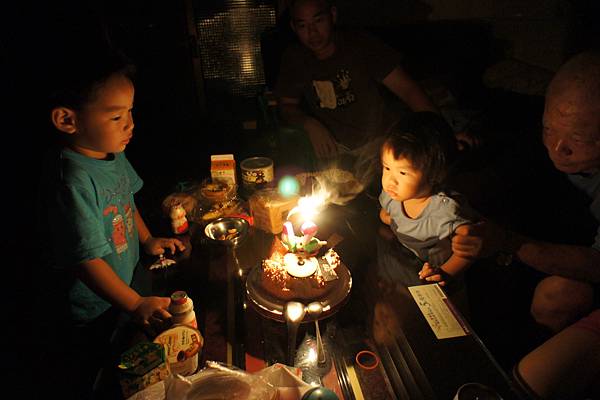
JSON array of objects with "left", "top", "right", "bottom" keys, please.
[
  {"left": 154, "top": 325, "right": 203, "bottom": 376},
  {"left": 169, "top": 291, "right": 197, "bottom": 329}
]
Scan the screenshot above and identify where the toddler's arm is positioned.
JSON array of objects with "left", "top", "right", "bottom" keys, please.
[
  {"left": 418, "top": 254, "right": 473, "bottom": 286},
  {"left": 76, "top": 258, "right": 171, "bottom": 326},
  {"left": 379, "top": 208, "right": 392, "bottom": 225}
]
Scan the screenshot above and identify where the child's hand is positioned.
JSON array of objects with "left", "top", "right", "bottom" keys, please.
[
  {"left": 144, "top": 237, "right": 185, "bottom": 256},
  {"left": 132, "top": 296, "right": 172, "bottom": 334},
  {"left": 418, "top": 262, "right": 449, "bottom": 286},
  {"left": 379, "top": 208, "right": 391, "bottom": 225}
]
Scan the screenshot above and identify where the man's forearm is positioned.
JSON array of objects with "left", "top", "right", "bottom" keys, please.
[
  {"left": 514, "top": 237, "right": 600, "bottom": 283},
  {"left": 279, "top": 104, "right": 331, "bottom": 138},
  {"left": 279, "top": 103, "right": 308, "bottom": 126},
  {"left": 401, "top": 83, "right": 438, "bottom": 114},
  {"left": 382, "top": 67, "right": 438, "bottom": 113}
]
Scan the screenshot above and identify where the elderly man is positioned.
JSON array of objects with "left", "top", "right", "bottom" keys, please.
[{"left": 452, "top": 51, "right": 600, "bottom": 334}]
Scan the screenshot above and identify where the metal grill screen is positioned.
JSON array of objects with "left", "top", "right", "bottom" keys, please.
[{"left": 195, "top": 1, "right": 276, "bottom": 98}]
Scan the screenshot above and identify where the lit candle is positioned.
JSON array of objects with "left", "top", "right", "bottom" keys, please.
[
  {"left": 283, "top": 221, "right": 296, "bottom": 250},
  {"left": 301, "top": 220, "right": 318, "bottom": 246}
]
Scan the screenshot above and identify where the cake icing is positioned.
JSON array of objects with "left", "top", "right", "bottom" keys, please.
[{"left": 258, "top": 236, "right": 342, "bottom": 302}]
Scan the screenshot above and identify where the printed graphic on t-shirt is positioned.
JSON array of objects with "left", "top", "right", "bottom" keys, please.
[
  {"left": 111, "top": 213, "right": 128, "bottom": 254},
  {"left": 99, "top": 173, "right": 137, "bottom": 255},
  {"left": 103, "top": 203, "right": 132, "bottom": 254},
  {"left": 101, "top": 174, "right": 133, "bottom": 206},
  {"left": 124, "top": 204, "right": 134, "bottom": 236},
  {"left": 312, "top": 69, "right": 356, "bottom": 110}
]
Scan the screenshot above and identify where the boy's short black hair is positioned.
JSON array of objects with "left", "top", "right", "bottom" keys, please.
[
  {"left": 48, "top": 47, "right": 136, "bottom": 111},
  {"left": 382, "top": 111, "right": 457, "bottom": 190}
]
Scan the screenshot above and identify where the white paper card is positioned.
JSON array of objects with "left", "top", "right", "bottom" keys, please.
[{"left": 408, "top": 284, "right": 469, "bottom": 339}]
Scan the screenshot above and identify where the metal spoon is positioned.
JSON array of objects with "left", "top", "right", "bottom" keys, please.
[
  {"left": 307, "top": 302, "right": 326, "bottom": 364},
  {"left": 285, "top": 301, "right": 306, "bottom": 366}
]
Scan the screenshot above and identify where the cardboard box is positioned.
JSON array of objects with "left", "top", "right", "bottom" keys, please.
[
  {"left": 118, "top": 342, "right": 171, "bottom": 399},
  {"left": 249, "top": 189, "right": 299, "bottom": 234},
  {"left": 211, "top": 154, "right": 236, "bottom": 185}
]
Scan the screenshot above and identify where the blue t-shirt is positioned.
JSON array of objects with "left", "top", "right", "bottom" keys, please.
[
  {"left": 567, "top": 171, "right": 600, "bottom": 251},
  {"left": 379, "top": 190, "right": 476, "bottom": 267},
  {"left": 41, "top": 148, "right": 143, "bottom": 323}
]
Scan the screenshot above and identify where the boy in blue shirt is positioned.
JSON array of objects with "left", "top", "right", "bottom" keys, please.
[{"left": 38, "top": 48, "right": 185, "bottom": 398}]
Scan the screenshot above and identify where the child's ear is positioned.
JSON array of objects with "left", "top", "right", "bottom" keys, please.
[{"left": 51, "top": 107, "right": 77, "bottom": 134}]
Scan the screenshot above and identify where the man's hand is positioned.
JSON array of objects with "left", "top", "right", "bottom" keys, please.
[
  {"left": 305, "top": 118, "right": 338, "bottom": 158},
  {"left": 278, "top": 99, "right": 338, "bottom": 159},
  {"left": 451, "top": 221, "right": 505, "bottom": 260}
]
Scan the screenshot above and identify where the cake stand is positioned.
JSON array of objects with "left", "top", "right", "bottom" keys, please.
[
  {"left": 245, "top": 261, "right": 352, "bottom": 323},
  {"left": 245, "top": 260, "right": 352, "bottom": 365}
]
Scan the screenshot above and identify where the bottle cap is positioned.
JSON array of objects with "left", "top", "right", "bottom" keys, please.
[{"left": 171, "top": 291, "right": 189, "bottom": 305}]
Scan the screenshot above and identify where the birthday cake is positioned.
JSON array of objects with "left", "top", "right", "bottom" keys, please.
[
  {"left": 247, "top": 195, "right": 352, "bottom": 320},
  {"left": 257, "top": 224, "right": 344, "bottom": 303}
]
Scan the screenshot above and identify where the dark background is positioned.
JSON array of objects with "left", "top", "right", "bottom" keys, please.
[{"left": 3, "top": 0, "right": 600, "bottom": 393}]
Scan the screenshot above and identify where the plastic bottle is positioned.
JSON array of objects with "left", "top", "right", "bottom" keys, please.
[{"left": 169, "top": 291, "right": 197, "bottom": 329}]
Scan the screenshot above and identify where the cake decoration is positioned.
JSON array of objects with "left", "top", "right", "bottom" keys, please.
[{"left": 248, "top": 191, "right": 351, "bottom": 316}]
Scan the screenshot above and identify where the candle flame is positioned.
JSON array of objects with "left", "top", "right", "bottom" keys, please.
[{"left": 287, "top": 189, "right": 328, "bottom": 221}]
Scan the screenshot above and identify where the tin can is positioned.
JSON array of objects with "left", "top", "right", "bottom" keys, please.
[
  {"left": 169, "top": 291, "right": 197, "bottom": 329},
  {"left": 241, "top": 157, "right": 274, "bottom": 190}
]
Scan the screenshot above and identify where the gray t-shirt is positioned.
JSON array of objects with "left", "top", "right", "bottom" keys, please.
[
  {"left": 379, "top": 190, "right": 476, "bottom": 267},
  {"left": 568, "top": 171, "right": 600, "bottom": 251},
  {"left": 275, "top": 29, "right": 408, "bottom": 150}
]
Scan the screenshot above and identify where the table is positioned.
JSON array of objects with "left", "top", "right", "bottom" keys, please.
[{"left": 142, "top": 191, "right": 524, "bottom": 400}]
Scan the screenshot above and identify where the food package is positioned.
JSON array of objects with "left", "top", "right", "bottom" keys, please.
[
  {"left": 211, "top": 154, "right": 236, "bottom": 185},
  {"left": 197, "top": 179, "right": 236, "bottom": 205},
  {"left": 254, "top": 363, "right": 311, "bottom": 400},
  {"left": 184, "top": 361, "right": 278, "bottom": 400},
  {"left": 296, "top": 168, "right": 364, "bottom": 204},
  {"left": 118, "top": 341, "right": 171, "bottom": 399},
  {"left": 196, "top": 179, "right": 243, "bottom": 224},
  {"left": 249, "top": 189, "right": 299, "bottom": 234},
  {"left": 154, "top": 325, "right": 203, "bottom": 377}
]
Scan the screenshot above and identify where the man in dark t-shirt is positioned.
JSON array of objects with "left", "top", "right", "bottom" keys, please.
[{"left": 275, "top": 0, "right": 438, "bottom": 160}]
